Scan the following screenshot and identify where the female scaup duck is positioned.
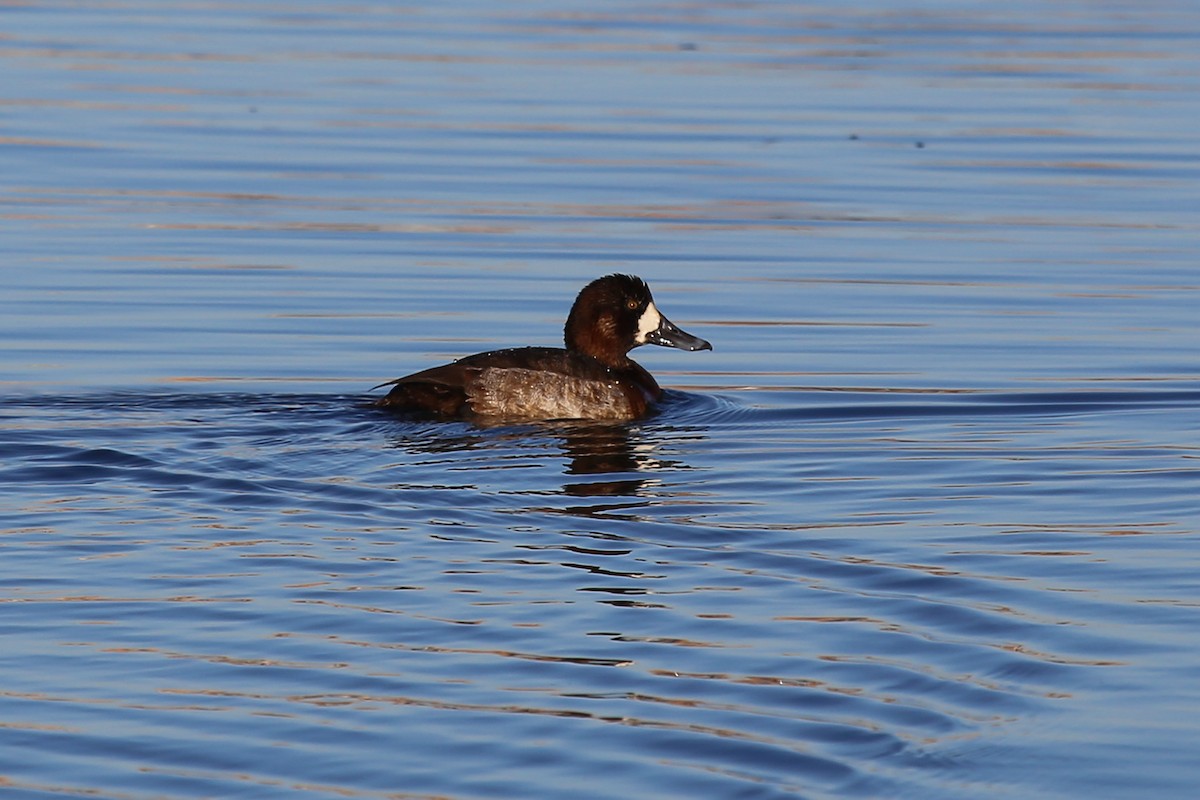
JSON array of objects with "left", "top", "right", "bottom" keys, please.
[{"left": 373, "top": 274, "right": 711, "bottom": 421}]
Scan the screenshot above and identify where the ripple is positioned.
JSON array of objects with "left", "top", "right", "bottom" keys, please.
[{"left": 4, "top": 384, "right": 1197, "bottom": 799}]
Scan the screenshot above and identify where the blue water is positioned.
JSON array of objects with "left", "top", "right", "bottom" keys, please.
[{"left": 3, "top": 2, "right": 1199, "bottom": 798}]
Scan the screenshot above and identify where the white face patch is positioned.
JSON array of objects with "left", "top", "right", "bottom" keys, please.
[{"left": 635, "top": 302, "right": 662, "bottom": 344}]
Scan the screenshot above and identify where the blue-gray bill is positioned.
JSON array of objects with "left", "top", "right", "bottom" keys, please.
[{"left": 644, "top": 315, "right": 712, "bottom": 351}]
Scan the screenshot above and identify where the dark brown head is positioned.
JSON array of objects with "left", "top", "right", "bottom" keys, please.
[{"left": 563, "top": 274, "right": 712, "bottom": 366}]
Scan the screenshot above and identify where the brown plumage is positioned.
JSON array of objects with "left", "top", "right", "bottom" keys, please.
[{"left": 373, "top": 274, "right": 711, "bottom": 422}]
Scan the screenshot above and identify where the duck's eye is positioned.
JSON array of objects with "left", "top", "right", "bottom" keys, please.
[{"left": 627, "top": 300, "right": 639, "bottom": 310}]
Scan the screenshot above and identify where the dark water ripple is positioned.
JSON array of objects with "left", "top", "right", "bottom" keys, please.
[{"left": 3, "top": 389, "right": 1197, "bottom": 798}]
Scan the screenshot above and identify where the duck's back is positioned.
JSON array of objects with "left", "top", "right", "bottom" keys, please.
[{"left": 376, "top": 347, "right": 661, "bottom": 421}]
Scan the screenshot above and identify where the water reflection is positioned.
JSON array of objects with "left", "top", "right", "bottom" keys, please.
[
  {"left": 379, "top": 412, "right": 706, "bottom": 498},
  {"left": 560, "top": 421, "right": 697, "bottom": 497}
]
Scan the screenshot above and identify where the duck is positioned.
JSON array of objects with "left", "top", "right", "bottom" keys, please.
[{"left": 373, "top": 274, "right": 711, "bottom": 421}]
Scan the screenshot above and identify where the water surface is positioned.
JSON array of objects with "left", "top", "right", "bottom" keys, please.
[{"left": 2, "top": 1, "right": 1199, "bottom": 798}]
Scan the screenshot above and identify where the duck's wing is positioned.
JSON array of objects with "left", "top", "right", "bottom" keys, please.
[
  {"left": 373, "top": 348, "right": 579, "bottom": 417},
  {"left": 372, "top": 347, "right": 576, "bottom": 391}
]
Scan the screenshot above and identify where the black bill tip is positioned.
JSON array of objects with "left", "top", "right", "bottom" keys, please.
[{"left": 645, "top": 315, "right": 712, "bottom": 352}]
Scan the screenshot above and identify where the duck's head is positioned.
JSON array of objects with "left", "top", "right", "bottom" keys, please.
[{"left": 564, "top": 274, "right": 712, "bottom": 366}]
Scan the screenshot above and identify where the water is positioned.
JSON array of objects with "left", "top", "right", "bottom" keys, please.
[{"left": 3, "top": 1, "right": 1199, "bottom": 798}]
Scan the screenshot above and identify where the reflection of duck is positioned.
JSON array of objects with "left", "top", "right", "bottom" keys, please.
[
  {"left": 557, "top": 421, "right": 704, "bottom": 498},
  {"left": 560, "top": 424, "right": 649, "bottom": 497},
  {"left": 379, "top": 418, "right": 705, "bottom": 500},
  {"left": 373, "top": 275, "right": 711, "bottom": 421}
]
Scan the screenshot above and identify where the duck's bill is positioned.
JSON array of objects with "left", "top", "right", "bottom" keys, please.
[{"left": 645, "top": 314, "right": 712, "bottom": 352}]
